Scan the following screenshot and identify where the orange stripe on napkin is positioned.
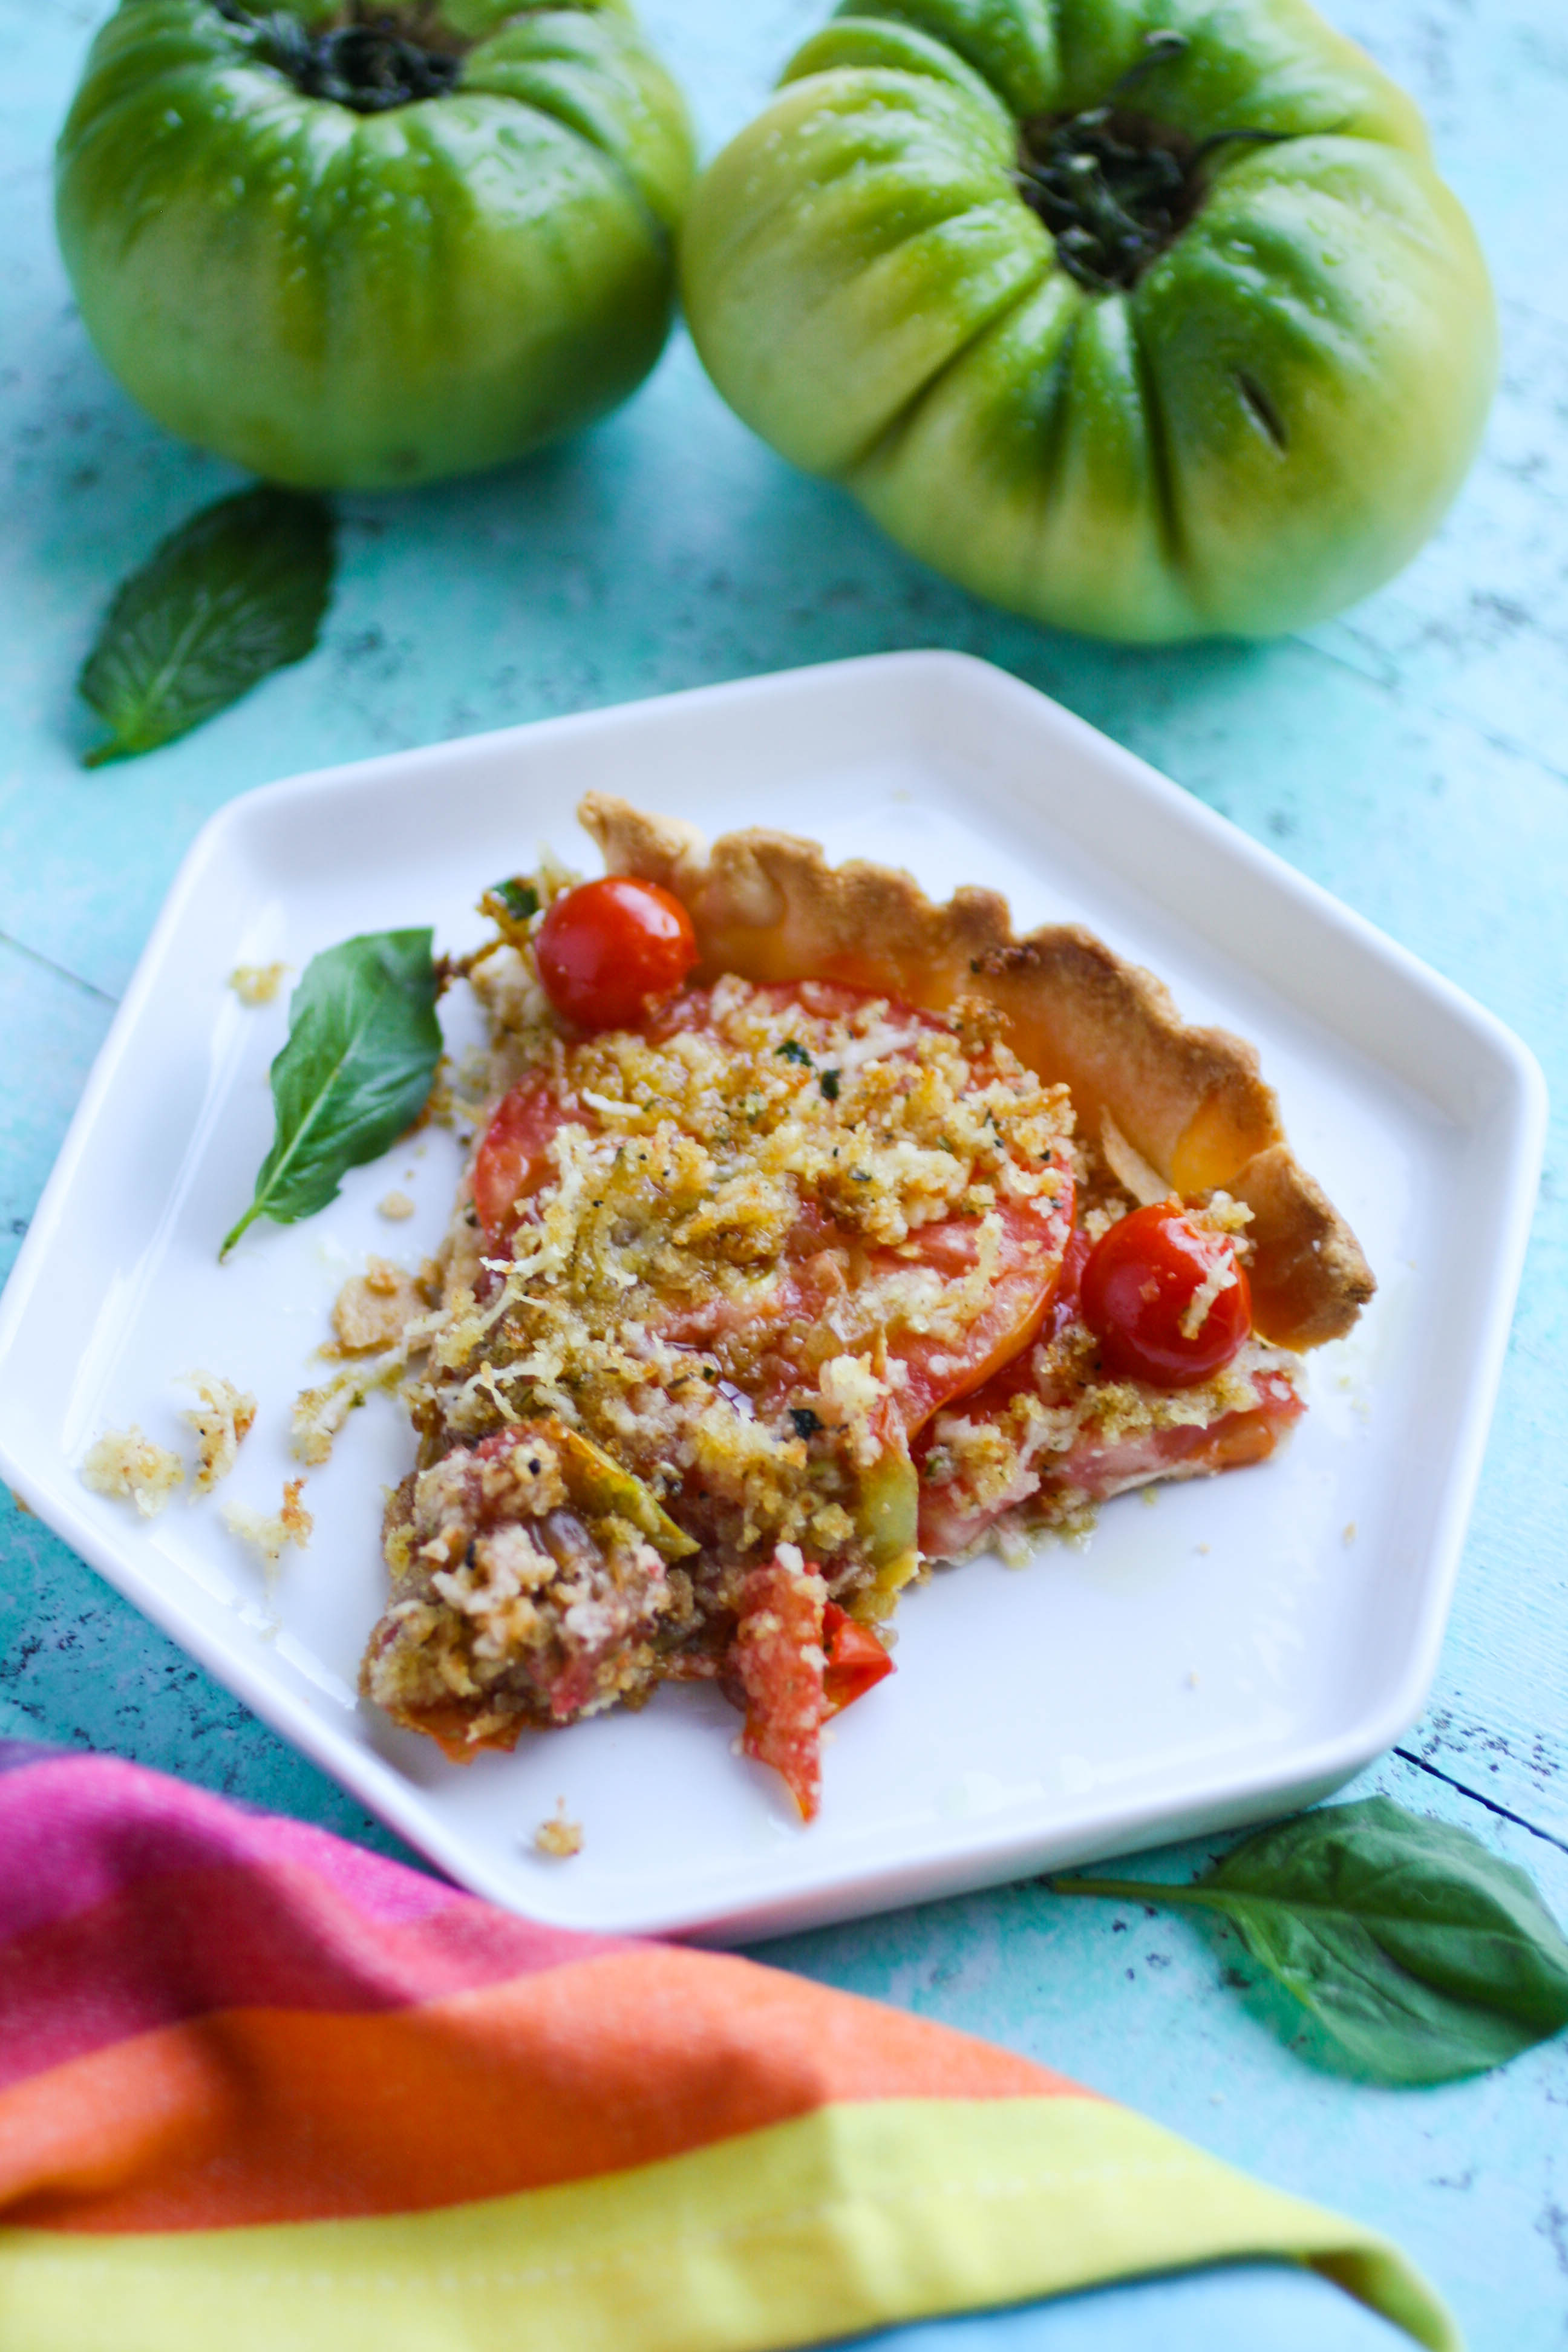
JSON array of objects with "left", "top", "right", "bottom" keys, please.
[{"left": 0, "top": 1945, "right": 1073, "bottom": 2233}]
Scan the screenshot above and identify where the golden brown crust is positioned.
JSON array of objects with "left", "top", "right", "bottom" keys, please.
[
  {"left": 1229, "top": 1144, "right": 1377, "bottom": 1350},
  {"left": 580, "top": 794, "right": 1374, "bottom": 1350}
]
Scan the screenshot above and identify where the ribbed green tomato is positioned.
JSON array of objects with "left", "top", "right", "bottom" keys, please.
[
  {"left": 681, "top": 1, "right": 1496, "bottom": 641},
  {"left": 56, "top": 1, "right": 694, "bottom": 490}
]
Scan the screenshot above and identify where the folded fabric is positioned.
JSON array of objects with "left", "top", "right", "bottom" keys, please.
[
  {"left": 0, "top": 1741, "right": 1456, "bottom": 2352},
  {"left": 840, "top": 2264, "right": 1420, "bottom": 2350}
]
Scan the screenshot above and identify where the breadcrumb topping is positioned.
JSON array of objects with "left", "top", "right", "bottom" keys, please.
[
  {"left": 921, "top": 1331, "right": 1289, "bottom": 1550},
  {"left": 292, "top": 1351, "right": 408, "bottom": 1466},
  {"left": 81, "top": 1427, "right": 183, "bottom": 1517},
  {"left": 413, "top": 975, "right": 1073, "bottom": 1602},
  {"left": 292, "top": 1264, "right": 443, "bottom": 1466},
  {"left": 224, "top": 1477, "right": 313, "bottom": 1570},
  {"left": 355, "top": 860, "right": 1307, "bottom": 1788},
  {"left": 362, "top": 1423, "right": 685, "bottom": 1751},
  {"left": 181, "top": 1372, "right": 257, "bottom": 1496},
  {"left": 534, "top": 1801, "right": 583, "bottom": 1858},
  {"left": 229, "top": 963, "right": 287, "bottom": 1007},
  {"left": 330, "top": 1257, "right": 437, "bottom": 1356}
]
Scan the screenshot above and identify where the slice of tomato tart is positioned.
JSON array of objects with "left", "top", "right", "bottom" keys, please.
[{"left": 361, "top": 803, "right": 1373, "bottom": 1820}]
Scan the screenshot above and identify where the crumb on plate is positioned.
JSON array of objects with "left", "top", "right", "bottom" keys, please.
[
  {"left": 81, "top": 1427, "right": 183, "bottom": 1517},
  {"left": 292, "top": 1347, "right": 410, "bottom": 1466},
  {"left": 328, "top": 1257, "right": 437, "bottom": 1357},
  {"left": 534, "top": 1801, "right": 583, "bottom": 1859},
  {"left": 423, "top": 1045, "right": 497, "bottom": 1135},
  {"left": 224, "top": 1477, "right": 313, "bottom": 1570},
  {"left": 181, "top": 1371, "right": 257, "bottom": 1496},
  {"left": 229, "top": 962, "right": 287, "bottom": 1007},
  {"left": 378, "top": 1191, "right": 416, "bottom": 1222}
]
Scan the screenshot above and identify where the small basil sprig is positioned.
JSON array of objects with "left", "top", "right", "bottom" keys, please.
[
  {"left": 79, "top": 486, "right": 335, "bottom": 766},
  {"left": 488, "top": 878, "right": 540, "bottom": 924},
  {"left": 478, "top": 877, "right": 541, "bottom": 948},
  {"left": 221, "top": 931, "right": 441, "bottom": 1258},
  {"left": 1055, "top": 1796, "right": 1568, "bottom": 2085}
]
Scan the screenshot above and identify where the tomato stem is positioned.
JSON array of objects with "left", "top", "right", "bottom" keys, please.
[
  {"left": 215, "top": 3, "right": 463, "bottom": 113},
  {"left": 1016, "top": 31, "right": 1287, "bottom": 294}
]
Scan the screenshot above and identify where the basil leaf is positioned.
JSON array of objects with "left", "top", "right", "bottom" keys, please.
[
  {"left": 79, "top": 487, "right": 335, "bottom": 766},
  {"left": 1055, "top": 1796, "right": 1568, "bottom": 2086},
  {"left": 491, "top": 878, "right": 540, "bottom": 923},
  {"left": 221, "top": 931, "right": 441, "bottom": 1259},
  {"left": 478, "top": 877, "right": 541, "bottom": 948}
]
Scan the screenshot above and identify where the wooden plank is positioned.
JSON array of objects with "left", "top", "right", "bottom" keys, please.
[{"left": 0, "top": 938, "right": 112, "bottom": 1289}]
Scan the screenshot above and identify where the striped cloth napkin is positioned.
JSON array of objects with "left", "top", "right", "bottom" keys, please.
[{"left": 0, "top": 1740, "right": 1454, "bottom": 2351}]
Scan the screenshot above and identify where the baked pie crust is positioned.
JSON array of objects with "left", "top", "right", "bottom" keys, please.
[{"left": 358, "top": 803, "right": 1374, "bottom": 1810}]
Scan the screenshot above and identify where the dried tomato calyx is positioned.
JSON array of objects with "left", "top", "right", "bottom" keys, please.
[
  {"left": 1016, "top": 31, "right": 1285, "bottom": 295},
  {"left": 218, "top": 5, "right": 464, "bottom": 114}
]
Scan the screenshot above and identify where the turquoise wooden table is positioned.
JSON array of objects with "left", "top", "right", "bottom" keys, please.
[{"left": 3, "top": 2, "right": 1566, "bottom": 2342}]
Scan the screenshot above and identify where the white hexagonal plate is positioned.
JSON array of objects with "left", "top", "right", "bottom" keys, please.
[{"left": 0, "top": 654, "right": 1544, "bottom": 1940}]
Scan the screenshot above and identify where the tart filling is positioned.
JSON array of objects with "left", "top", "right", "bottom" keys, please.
[{"left": 359, "top": 807, "right": 1371, "bottom": 1817}]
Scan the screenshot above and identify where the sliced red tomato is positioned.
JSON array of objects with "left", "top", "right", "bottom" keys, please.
[
  {"left": 1050, "top": 1224, "right": 1093, "bottom": 1337},
  {"left": 1042, "top": 1370, "right": 1304, "bottom": 1502},
  {"left": 475, "top": 982, "right": 1074, "bottom": 1431},
  {"left": 822, "top": 1601, "right": 894, "bottom": 1713},
  {"left": 472, "top": 1077, "right": 575, "bottom": 1249},
  {"left": 670, "top": 1186, "right": 1073, "bottom": 1440},
  {"left": 648, "top": 975, "right": 916, "bottom": 1045},
  {"left": 731, "top": 1565, "right": 898, "bottom": 1817},
  {"left": 916, "top": 1368, "right": 1304, "bottom": 1559},
  {"left": 732, "top": 1554, "right": 828, "bottom": 1820},
  {"left": 877, "top": 1189, "right": 1073, "bottom": 1437},
  {"left": 913, "top": 1201, "right": 1285, "bottom": 1563}
]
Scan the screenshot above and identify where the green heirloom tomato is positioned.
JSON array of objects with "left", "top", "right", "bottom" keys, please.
[
  {"left": 56, "top": 1, "right": 695, "bottom": 490},
  {"left": 681, "top": 1, "right": 1496, "bottom": 641}
]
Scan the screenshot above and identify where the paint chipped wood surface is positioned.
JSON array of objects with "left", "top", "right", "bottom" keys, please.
[{"left": 1, "top": 0, "right": 1564, "bottom": 2340}]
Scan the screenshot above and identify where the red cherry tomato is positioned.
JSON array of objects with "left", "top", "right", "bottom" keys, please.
[
  {"left": 1079, "top": 1202, "right": 1252, "bottom": 1389},
  {"left": 535, "top": 877, "right": 697, "bottom": 1029},
  {"left": 822, "top": 1602, "right": 895, "bottom": 1714}
]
